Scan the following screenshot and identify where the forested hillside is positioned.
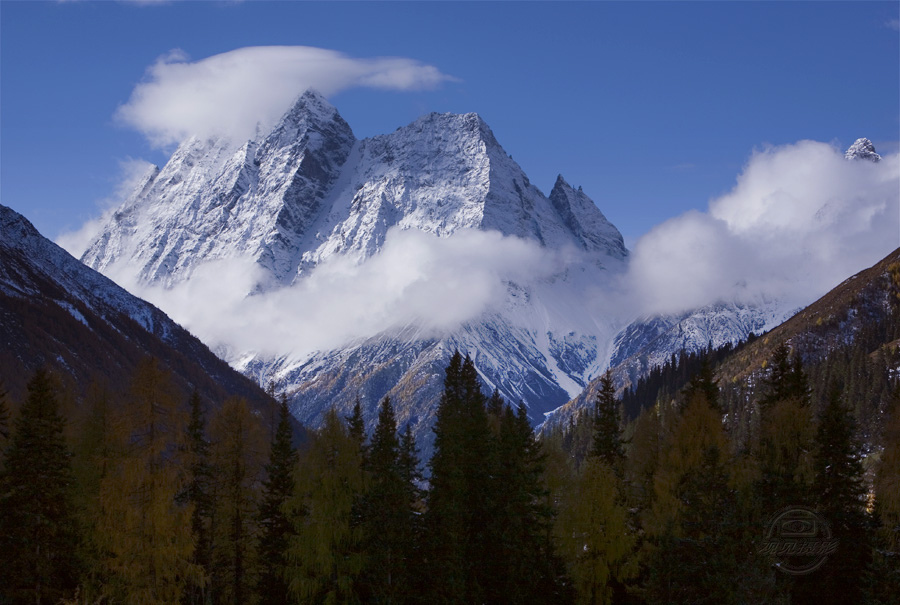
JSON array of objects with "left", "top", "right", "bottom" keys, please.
[{"left": 2, "top": 334, "right": 898, "bottom": 603}]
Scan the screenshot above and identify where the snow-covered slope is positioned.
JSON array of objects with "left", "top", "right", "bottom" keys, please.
[{"left": 81, "top": 90, "right": 628, "bottom": 449}]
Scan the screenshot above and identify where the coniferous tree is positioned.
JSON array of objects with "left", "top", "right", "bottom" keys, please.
[
  {"left": 397, "top": 423, "right": 425, "bottom": 601},
  {"left": 0, "top": 368, "right": 80, "bottom": 604},
  {"left": 486, "top": 403, "right": 572, "bottom": 604},
  {"left": 209, "top": 396, "right": 266, "bottom": 605},
  {"left": 257, "top": 395, "right": 298, "bottom": 605},
  {"left": 644, "top": 391, "right": 775, "bottom": 604},
  {"left": 560, "top": 459, "right": 633, "bottom": 605},
  {"left": 682, "top": 356, "right": 719, "bottom": 413},
  {"left": 797, "top": 386, "right": 871, "bottom": 604},
  {"left": 425, "top": 351, "right": 492, "bottom": 604},
  {"left": 95, "top": 358, "right": 198, "bottom": 604},
  {"left": 360, "top": 396, "right": 420, "bottom": 604},
  {"left": 869, "top": 390, "right": 900, "bottom": 603},
  {"left": 180, "top": 390, "right": 213, "bottom": 605},
  {"left": 347, "top": 397, "right": 367, "bottom": 458},
  {"left": 591, "top": 371, "right": 625, "bottom": 471},
  {"left": 398, "top": 424, "right": 421, "bottom": 504},
  {"left": 760, "top": 343, "right": 809, "bottom": 409},
  {"left": 287, "top": 408, "right": 365, "bottom": 604},
  {"left": 70, "top": 381, "right": 116, "bottom": 602},
  {"left": 755, "top": 345, "right": 815, "bottom": 518}
]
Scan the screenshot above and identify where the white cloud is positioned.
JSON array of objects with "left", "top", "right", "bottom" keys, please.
[
  {"left": 116, "top": 46, "right": 457, "bottom": 147},
  {"left": 57, "top": 158, "right": 157, "bottom": 257},
  {"left": 628, "top": 140, "right": 900, "bottom": 316},
  {"left": 116, "top": 228, "right": 559, "bottom": 359}
]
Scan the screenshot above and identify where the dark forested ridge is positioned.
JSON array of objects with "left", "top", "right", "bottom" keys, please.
[{"left": 0, "top": 205, "right": 290, "bottom": 432}]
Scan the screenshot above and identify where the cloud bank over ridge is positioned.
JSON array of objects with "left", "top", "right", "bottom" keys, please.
[{"left": 627, "top": 140, "right": 900, "bottom": 317}]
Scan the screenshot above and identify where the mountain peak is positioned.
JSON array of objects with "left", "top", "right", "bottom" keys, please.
[
  {"left": 549, "top": 174, "right": 628, "bottom": 260},
  {"left": 268, "top": 88, "right": 351, "bottom": 142},
  {"left": 845, "top": 137, "right": 881, "bottom": 162}
]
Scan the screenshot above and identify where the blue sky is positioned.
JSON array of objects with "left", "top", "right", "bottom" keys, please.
[{"left": 2, "top": 1, "right": 898, "bottom": 246}]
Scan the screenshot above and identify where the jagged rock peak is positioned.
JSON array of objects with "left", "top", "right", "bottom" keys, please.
[
  {"left": 845, "top": 137, "right": 881, "bottom": 162},
  {"left": 549, "top": 174, "right": 628, "bottom": 260},
  {"left": 265, "top": 88, "right": 355, "bottom": 144},
  {"left": 286, "top": 88, "right": 340, "bottom": 122}
]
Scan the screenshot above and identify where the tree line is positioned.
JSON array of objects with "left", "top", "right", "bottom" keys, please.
[{"left": 1, "top": 344, "right": 899, "bottom": 604}]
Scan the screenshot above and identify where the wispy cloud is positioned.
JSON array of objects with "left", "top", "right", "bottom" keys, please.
[
  {"left": 116, "top": 46, "right": 457, "bottom": 147},
  {"left": 886, "top": 18, "right": 900, "bottom": 31}
]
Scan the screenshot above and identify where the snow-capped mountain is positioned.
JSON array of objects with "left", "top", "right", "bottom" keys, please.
[{"left": 82, "top": 90, "right": 628, "bottom": 447}]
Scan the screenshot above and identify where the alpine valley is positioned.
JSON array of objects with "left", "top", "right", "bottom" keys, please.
[{"left": 74, "top": 90, "right": 877, "bottom": 449}]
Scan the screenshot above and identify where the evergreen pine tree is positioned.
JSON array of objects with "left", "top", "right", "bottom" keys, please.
[
  {"left": 397, "top": 424, "right": 424, "bottom": 600},
  {"left": 287, "top": 408, "right": 365, "bottom": 604},
  {"left": 591, "top": 371, "right": 625, "bottom": 470},
  {"left": 398, "top": 425, "right": 421, "bottom": 503},
  {"left": 209, "top": 396, "right": 266, "bottom": 605},
  {"left": 755, "top": 345, "right": 815, "bottom": 517},
  {"left": 645, "top": 392, "right": 775, "bottom": 604},
  {"left": 360, "top": 396, "right": 420, "bottom": 604},
  {"left": 869, "top": 389, "right": 900, "bottom": 603},
  {"left": 760, "top": 343, "right": 809, "bottom": 409},
  {"left": 497, "top": 404, "right": 573, "bottom": 604},
  {"left": 425, "top": 351, "right": 492, "bottom": 604},
  {"left": 797, "top": 386, "right": 871, "bottom": 604},
  {"left": 70, "top": 381, "right": 115, "bottom": 602},
  {"left": 682, "top": 356, "right": 720, "bottom": 413},
  {"left": 181, "top": 390, "right": 214, "bottom": 605},
  {"left": 347, "top": 397, "right": 367, "bottom": 458},
  {"left": 257, "top": 395, "right": 298, "bottom": 605},
  {"left": 95, "top": 358, "right": 198, "bottom": 604},
  {"left": 0, "top": 368, "right": 80, "bottom": 604}
]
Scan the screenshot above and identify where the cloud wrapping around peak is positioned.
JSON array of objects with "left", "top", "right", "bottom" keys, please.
[
  {"left": 628, "top": 140, "right": 899, "bottom": 316},
  {"left": 115, "top": 227, "right": 560, "bottom": 360},
  {"left": 115, "top": 46, "right": 456, "bottom": 147}
]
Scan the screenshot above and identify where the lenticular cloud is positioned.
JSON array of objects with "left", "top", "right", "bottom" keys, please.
[
  {"left": 115, "top": 46, "right": 456, "bottom": 147},
  {"left": 628, "top": 140, "right": 900, "bottom": 317}
]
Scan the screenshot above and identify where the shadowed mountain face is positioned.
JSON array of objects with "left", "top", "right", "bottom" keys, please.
[{"left": 0, "top": 204, "right": 295, "bottom": 436}]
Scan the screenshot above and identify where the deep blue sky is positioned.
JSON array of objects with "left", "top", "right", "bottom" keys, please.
[{"left": 2, "top": 1, "right": 898, "bottom": 245}]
